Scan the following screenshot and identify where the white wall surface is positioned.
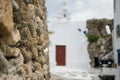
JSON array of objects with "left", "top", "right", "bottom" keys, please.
[
  {"left": 48, "top": 21, "right": 90, "bottom": 70},
  {"left": 113, "top": 0, "right": 120, "bottom": 79},
  {"left": 114, "top": 0, "right": 120, "bottom": 51}
]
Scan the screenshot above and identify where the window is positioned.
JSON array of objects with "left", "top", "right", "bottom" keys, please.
[
  {"left": 64, "top": 14, "right": 66, "bottom": 17},
  {"left": 117, "top": 49, "right": 120, "bottom": 66},
  {"left": 77, "top": 28, "right": 81, "bottom": 32},
  {"left": 105, "top": 25, "right": 111, "bottom": 34},
  {"left": 116, "top": 24, "right": 120, "bottom": 38},
  {"left": 83, "top": 31, "right": 87, "bottom": 34}
]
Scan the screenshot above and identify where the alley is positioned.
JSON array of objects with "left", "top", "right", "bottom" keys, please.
[{"left": 49, "top": 67, "right": 100, "bottom": 80}]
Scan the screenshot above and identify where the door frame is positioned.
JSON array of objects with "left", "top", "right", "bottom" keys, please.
[{"left": 56, "top": 45, "right": 66, "bottom": 66}]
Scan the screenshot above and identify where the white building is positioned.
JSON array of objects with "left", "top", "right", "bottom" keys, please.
[
  {"left": 48, "top": 2, "right": 90, "bottom": 71},
  {"left": 113, "top": 0, "right": 120, "bottom": 80}
]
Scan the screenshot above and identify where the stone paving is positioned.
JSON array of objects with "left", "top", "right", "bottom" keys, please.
[
  {"left": 50, "top": 74, "right": 69, "bottom": 80},
  {"left": 49, "top": 67, "right": 101, "bottom": 80},
  {"left": 50, "top": 74, "right": 81, "bottom": 80},
  {"left": 50, "top": 72, "right": 100, "bottom": 80}
]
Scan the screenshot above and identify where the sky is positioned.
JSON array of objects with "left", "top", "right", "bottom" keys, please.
[{"left": 45, "top": 0, "right": 113, "bottom": 22}]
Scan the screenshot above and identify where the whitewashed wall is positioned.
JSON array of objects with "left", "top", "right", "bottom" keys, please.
[
  {"left": 113, "top": 0, "right": 120, "bottom": 79},
  {"left": 48, "top": 21, "right": 90, "bottom": 70}
]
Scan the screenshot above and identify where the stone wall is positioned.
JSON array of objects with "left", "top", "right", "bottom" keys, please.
[
  {"left": 0, "top": 0, "right": 50, "bottom": 80},
  {"left": 87, "top": 19, "right": 113, "bottom": 67}
]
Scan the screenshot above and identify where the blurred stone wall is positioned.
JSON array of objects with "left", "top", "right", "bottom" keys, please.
[
  {"left": 87, "top": 19, "right": 113, "bottom": 67},
  {"left": 0, "top": 0, "right": 50, "bottom": 80}
]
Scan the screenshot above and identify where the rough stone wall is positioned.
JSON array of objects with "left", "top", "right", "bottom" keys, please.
[
  {"left": 0, "top": 0, "right": 50, "bottom": 80},
  {"left": 87, "top": 19, "right": 113, "bottom": 67}
]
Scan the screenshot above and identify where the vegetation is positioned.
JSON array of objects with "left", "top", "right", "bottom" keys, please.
[
  {"left": 48, "top": 31, "right": 54, "bottom": 34},
  {"left": 86, "top": 34, "right": 99, "bottom": 42}
]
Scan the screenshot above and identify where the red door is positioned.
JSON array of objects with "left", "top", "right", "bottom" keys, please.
[{"left": 56, "top": 45, "right": 66, "bottom": 66}]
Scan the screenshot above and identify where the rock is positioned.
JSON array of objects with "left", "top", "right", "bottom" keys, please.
[
  {"left": 32, "top": 62, "right": 44, "bottom": 72},
  {"left": 0, "top": 0, "right": 14, "bottom": 36},
  {"left": 36, "top": 16, "right": 42, "bottom": 23},
  {"left": 44, "top": 48, "right": 49, "bottom": 53},
  {"left": 37, "top": 55, "right": 46, "bottom": 65},
  {"left": 21, "top": 63, "right": 32, "bottom": 77},
  {"left": 37, "top": 45, "right": 43, "bottom": 51},
  {"left": 20, "top": 47, "right": 32, "bottom": 62},
  {"left": 0, "top": 42, "right": 20, "bottom": 57},
  {"left": 31, "top": 46, "right": 38, "bottom": 59},
  {"left": 23, "top": 0, "right": 32, "bottom": 5},
  {"left": 29, "top": 19, "right": 38, "bottom": 36},
  {"left": 1, "top": 28, "right": 21, "bottom": 46},
  {"left": 12, "top": 0, "right": 19, "bottom": 10},
  {"left": 28, "top": 4, "right": 36, "bottom": 19},
  {"left": 9, "top": 53, "right": 24, "bottom": 68},
  {"left": 43, "top": 64, "right": 49, "bottom": 74},
  {"left": 0, "top": 50, "right": 9, "bottom": 74},
  {"left": 38, "top": 37, "right": 43, "bottom": 45},
  {"left": 6, "top": 47, "right": 20, "bottom": 58},
  {"left": 0, "top": 74, "right": 23, "bottom": 80},
  {"left": 20, "top": 27, "right": 32, "bottom": 39},
  {"left": 28, "top": 37, "right": 38, "bottom": 46},
  {"left": 30, "top": 71, "right": 44, "bottom": 80}
]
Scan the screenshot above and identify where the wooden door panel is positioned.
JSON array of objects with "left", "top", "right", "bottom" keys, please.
[{"left": 56, "top": 45, "right": 66, "bottom": 66}]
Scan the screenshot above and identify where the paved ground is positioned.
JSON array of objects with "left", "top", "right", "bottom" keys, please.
[
  {"left": 50, "top": 72, "right": 100, "bottom": 80},
  {"left": 50, "top": 74, "right": 70, "bottom": 80},
  {"left": 50, "top": 74, "right": 80, "bottom": 80},
  {"left": 49, "top": 67, "right": 101, "bottom": 80}
]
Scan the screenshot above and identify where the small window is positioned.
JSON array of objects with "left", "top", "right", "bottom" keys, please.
[
  {"left": 116, "top": 24, "right": 120, "bottom": 38},
  {"left": 105, "top": 25, "right": 111, "bottom": 34},
  {"left": 77, "top": 28, "right": 81, "bottom": 32},
  {"left": 117, "top": 49, "right": 120, "bottom": 66},
  {"left": 83, "top": 31, "right": 87, "bottom": 34},
  {"left": 63, "top": 13, "right": 66, "bottom": 17}
]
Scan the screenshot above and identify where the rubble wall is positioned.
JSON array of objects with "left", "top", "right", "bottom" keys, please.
[
  {"left": 0, "top": 0, "right": 50, "bottom": 80},
  {"left": 87, "top": 19, "right": 113, "bottom": 67}
]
